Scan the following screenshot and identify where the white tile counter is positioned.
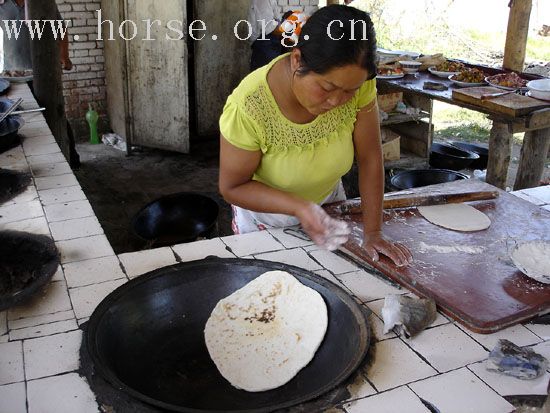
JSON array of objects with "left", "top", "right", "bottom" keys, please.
[{"left": 1, "top": 83, "right": 549, "bottom": 413}]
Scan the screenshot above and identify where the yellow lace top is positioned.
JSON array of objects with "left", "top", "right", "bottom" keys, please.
[{"left": 219, "top": 54, "right": 377, "bottom": 203}]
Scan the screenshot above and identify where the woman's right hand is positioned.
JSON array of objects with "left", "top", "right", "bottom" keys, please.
[{"left": 296, "top": 203, "right": 350, "bottom": 251}]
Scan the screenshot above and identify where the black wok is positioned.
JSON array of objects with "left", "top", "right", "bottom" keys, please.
[
  {"left": 391, "top": 168, "right": 469, "bottom": 190},
  {"left": 429, "top": 142, "right": 479, "bottom": 170},
  {"left": 449, "top": 141, "right": 489, "bottom": 170},
  {"left": 86, "top": 257, "right": 370, "bottom": 413},
  {"left": 0, "top": 231, "right": 60, "bottom": 311},
  {"left": 132, "top": 192, "right": 219, "bottom": 247},
  {"left": 0, "top": 168, "right": 31, "bottom": 204}
]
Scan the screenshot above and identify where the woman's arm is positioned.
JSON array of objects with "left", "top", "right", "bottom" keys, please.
[
  {"left": 352, "top": 100, "right": 412, "bottom": 266},
  {"left": 219, "top": 135, "right": 333, "bottom": 242}
]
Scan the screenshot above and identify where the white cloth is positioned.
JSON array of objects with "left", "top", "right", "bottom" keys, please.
[
  {"left": 232, "top": 181, "right": 347, "bottom": 234},
  {"left": 247, "top": 0, "right": 280, "bottom": 43}
]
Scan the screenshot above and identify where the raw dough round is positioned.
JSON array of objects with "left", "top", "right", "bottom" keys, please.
[
  {"left": 510, "top": 241, "right": 550, "bottom": 284},
  {"left": 417, "top": 203, "right": 491, "bottom": 232},
  {"left": 204, "top": 270, "right": 328, "bottom": 392}
]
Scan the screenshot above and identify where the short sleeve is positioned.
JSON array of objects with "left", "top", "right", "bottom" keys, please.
[
  {"left": 219, "top": 96, "right": 262, "bottom": 151},
  {"left": 354, "top": 79, "right": 377, "bottom": 109}
]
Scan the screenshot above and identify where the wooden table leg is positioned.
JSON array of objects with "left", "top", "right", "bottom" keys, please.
[
  {"left": 486, "top": 122, "right": 513, "bottom": 189},
  {"left": 514, "top": 127, "right": 550, "bottom": 190}
]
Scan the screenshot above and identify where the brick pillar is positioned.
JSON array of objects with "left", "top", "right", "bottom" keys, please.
[{"left": 56, "top": 0, "right": 108, "bottom": 139}]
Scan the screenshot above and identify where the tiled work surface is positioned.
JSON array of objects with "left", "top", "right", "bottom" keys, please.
[{"left": 1, "top": 83, "right": 549, "bottom": 412}]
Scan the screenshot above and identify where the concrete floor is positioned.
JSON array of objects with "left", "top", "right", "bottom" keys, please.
[{"left": 74, "top": 138, "right": 233, "bottom": 255}]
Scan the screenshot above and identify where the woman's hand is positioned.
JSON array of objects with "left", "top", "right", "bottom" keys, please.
[
  {"left": 296, "top": 203, "right": 350, "bottom": 251},
  {"left": 363, "top": 230, "right": 412, "bottom": 267}
]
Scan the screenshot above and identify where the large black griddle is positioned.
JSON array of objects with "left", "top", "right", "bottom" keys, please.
[{"left": 87, "top": 257, "right": 370, "bottom": 413}]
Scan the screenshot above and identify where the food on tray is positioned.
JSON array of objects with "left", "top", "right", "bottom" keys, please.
[
  {"left": 1, "top": 70, "right": 32, "bottom": 78},
  {"left": 416, "top": 53, "right": 446, "bottom": 71},
  {"left": 204, "top": 270, "right": 328, "bottom": 392},
  {"left": 378, "top": 67, "right": 404, "bottom": 76},
  {"left": 434, "top": 61, "right": 466, "bottom": 73},
  {"left": 485, "top": 72, "right": 527, "bottom": 89},
  {"left": 452, "top": 68, "right": 486, "bottom": 83}
]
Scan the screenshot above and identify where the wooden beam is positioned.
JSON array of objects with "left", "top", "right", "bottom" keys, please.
[
  {"left": 486, "top": 122, "right": 513, "bottom": 189},
  {"left": 27, "top": 0, "right": 79, "bottom": 167},
  {"left": 503, "top": 0, "right": 532, "bottom": 72},
  {"left": 513, "top": 128, "right": 550, "bottom": 189}
]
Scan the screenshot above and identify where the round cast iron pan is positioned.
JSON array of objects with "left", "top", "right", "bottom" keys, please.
[
  {"left": 449, "top": 141, "right": 489, "bottom": 170},
  {"left": 0, "top": 231, "right": 60, "bottom": 311},
  {"left": 390, "top": 168, "right": 469, "bottom": 190},
  {"left": 132, "top": 192, "right": 219, "bottom": 247},
  {"left": 429, "top": 142, "right": 479, "bottom": 170},
  {"left": 0, "top": 168, "right": 32, "bottom": 205},
  {"left": 87, "top": 257, "right": 370, "bottom": 413}
]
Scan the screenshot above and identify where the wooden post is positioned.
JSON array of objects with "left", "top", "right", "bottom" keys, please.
[
  {"left": 503, "top": 0, "right": 532, "bottom": 72},
  {"left": 486, "top": 122, "right": 513, "bottom": 189},
  {"left": 27, "top": 0, "right": 79, "bottom": 167},
  {"left": 513, "top": 128, "right": 550, "bottom": 189}
]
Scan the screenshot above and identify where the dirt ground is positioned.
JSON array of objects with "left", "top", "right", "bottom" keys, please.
[
  {"left": 73, "top": 137, "right": 547, "bottom": 255},
  {"left": 74, "top": 137, "right": 233, "bottom": 255}
]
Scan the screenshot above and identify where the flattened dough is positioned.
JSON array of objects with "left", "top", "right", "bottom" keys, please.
[
  {"left": 204, "top": 270, "right": 328, "bottom": 392},
  {"left": 418, "top": 203, "right": 491, "bottom": 232},
  {"left": 511, "top": 241, "right": 550, "bottom": 284}
]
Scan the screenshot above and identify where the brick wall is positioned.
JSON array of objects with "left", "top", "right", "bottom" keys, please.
[
  {"left": 54, "top": 0, "right": 319, "bottom": 139},
  {"left": 277, "top": 0, "right": 319, "bottom": 16},
  {"left": 56, "top": 0, "right": 108, "bottom": 138}
]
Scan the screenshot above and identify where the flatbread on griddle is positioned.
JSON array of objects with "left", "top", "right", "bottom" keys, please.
[{"left": 204, "top": 270, "right": 328, "bottom": 392}]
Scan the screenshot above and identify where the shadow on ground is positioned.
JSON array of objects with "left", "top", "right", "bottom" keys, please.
[{"left": 74, "top": 137, "right": 233, "bottom": 255}]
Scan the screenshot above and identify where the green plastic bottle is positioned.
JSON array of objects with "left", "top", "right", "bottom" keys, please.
[{"left": 86, "top": 103, "right": 100, "bottom": 144}]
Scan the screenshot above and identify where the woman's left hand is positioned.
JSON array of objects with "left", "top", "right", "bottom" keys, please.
[{"left": 363, "top": 231, "right": 412, "bottom": 267}]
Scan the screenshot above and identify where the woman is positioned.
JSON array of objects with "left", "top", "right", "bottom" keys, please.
[{"left": 219, "top": 5, "right": 412, "bottom": 267}]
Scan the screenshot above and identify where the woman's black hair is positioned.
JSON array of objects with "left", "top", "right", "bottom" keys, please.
[{"left": 296, "top": 5, "right": 378, "bottom": 80}]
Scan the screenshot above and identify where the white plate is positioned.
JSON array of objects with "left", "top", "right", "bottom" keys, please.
[
  {"left": 484, "top": 77, "right": 527, "bottom": 91},
  {"left": 510, "top": 240, "right": 550, "bottom": 284},
  {"left": 377, "top": 48, "right": 420, "bottom": 59},
  {"left": 526, "top": 91, "right": 550, "bottom": 103},
  {"left": 428, "top": 66, "right": 459, "bottom": 78},
  {"left": 448, "top": 74, "right": 486, "bottom": 87},
  {"left": 377, "top": 73, "right": 405, "bottom": 79}
]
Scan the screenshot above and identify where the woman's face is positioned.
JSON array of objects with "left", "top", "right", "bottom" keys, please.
[{"left": 290, "top": 50, "right": 369, "bottom": 116}]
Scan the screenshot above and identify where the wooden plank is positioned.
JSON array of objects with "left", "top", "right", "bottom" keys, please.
[
  {"left": 195, "top": 0, "right": 251, "bottom": 136},
  {"left": 453, "top": 87, "right": 549, "bottom": 117},
  {"left": 486, "top": 122, "right": 513, "bottom": 189},
  {"left": 101, "top": 0, "right": 128, "bottom": 142},
  {"left": 389, "top": 121, "right": 432, "bottom": 157},
  {"left": 527, "top": 108, "right": 550, "bottom": 130},
  {"left": 503, "top": 0, "right": 532, "bottom": 72},
  {"left": 332, "top": 179, "right": 550, "bottom": 334},
  {"left": 514, "top": 128, "right": 550, "bottom": 189},
  {"left": 126, "top": 0, "right": 189, "bottom": 153}
]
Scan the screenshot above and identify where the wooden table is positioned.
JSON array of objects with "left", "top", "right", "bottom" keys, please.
[
  {"left": 377, "top": 71, "right": 550, "bottom": 190},
  {"left": 326, "top": 179, "right": 550, "bottom": 334}
]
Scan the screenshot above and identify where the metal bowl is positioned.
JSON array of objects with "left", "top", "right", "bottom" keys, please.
[
  {"left": 132, "top": 192, "right": 219, "bottom": 247},
  {"left": 0, "top": 99, "right": 24, "bottom": 154},
  {"left": 87, "top": 258, "right": 370, "bottom": 413},
  {"left": 429, "top": 142, "right": 480, "bottom": 171},
  {"left": 391, "top": 168, "right": 469, "bottom": 190},
  {"left": 449, "top": 141, "right": 489, "bottom": 170}
]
